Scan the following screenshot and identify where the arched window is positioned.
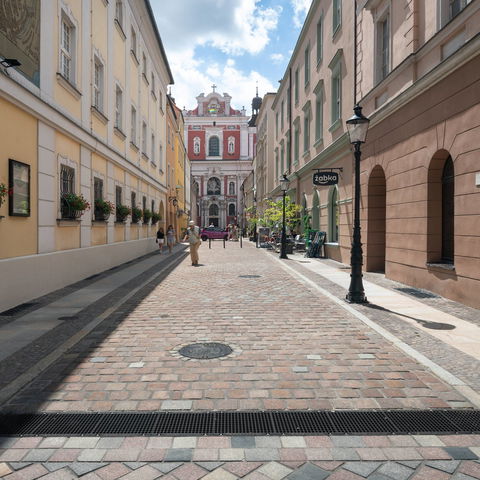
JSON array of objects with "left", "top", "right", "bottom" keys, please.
[
  {"left": 207, "top": 177, "right": 221, "bottom": 195},
  {"left": 329, "top": 187, "right": 339, "bottom": 243},
  {"left": 228, "top": 203, "right": 236, "bottom": 216},
  {"left": 229, "top": 182, "right": 235, "bottom": 195},
  {"left": 442, "top": 156, "right": 454, "bottom": 263},
  {"left": 193, "top": 137, "right": 200, "bottom": 155},
  {"left": 209, "top": 136, "right": 220, "bottom": 156},
  {"left": 209, "top": 203, "right": 219, "bottom": 216},
  {"left": 228, "top": 136, "right": 235, "bottom": 154}
]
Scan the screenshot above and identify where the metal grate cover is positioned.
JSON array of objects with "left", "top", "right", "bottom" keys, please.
[
  {"left": 395, "top": 287, "right": 438, "bottom": 299},
  {"left": 0, "top": 410, "right": 479, "bottom": 437}
]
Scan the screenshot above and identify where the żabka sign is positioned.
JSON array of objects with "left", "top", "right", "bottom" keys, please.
[{"left": 313, "top": 171, "right": 339, "bottom": 186}]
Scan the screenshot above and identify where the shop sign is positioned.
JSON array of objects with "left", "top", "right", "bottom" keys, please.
[{"left": 313, "top": 171, "right": 339, "bottom": 186}]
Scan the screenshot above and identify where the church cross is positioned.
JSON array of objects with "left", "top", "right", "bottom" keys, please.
[{"left": 211, "top": 84, "right": 217, "bottom": 92}]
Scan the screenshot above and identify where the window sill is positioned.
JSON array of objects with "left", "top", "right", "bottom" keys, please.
[
  {"left": 56, "top": 218, "right": 81, "bottom": 226},
  {"left": 114, "top": 126, "right": 126, "bottom": 140},
  {"left": 141, "top": 152, "right": 149, "bottom": 161},
  {"left": 332, "top": 24, "right": 342, "bottom": 40},
  {"left": 56, "top": 73, "right": 82, "bottom": 100},
  {"left": 324, "top": 242, "right": 339, "bottom": 247},
  {"left": 130, "top": 50, "right": 139, "bottom": 66},
  {"left": 329, "top": 118, "right": 342, "bottom": 132},
  {"left": 426, "top": 262, "right": 455, "bottom": 272},
  {"left": 150, "top": 161, "right": 157, "bottom": 167},
  {"left": 316, "top": 58, "right": 323, "bottom": 70},
  {"left": 151, "top": 90, "right": 157, "bottom": 101},
  {"left": 114, "top": 19, "right": 126, "bottom": 40},
  {"left": 142, "top": 73, "right": 149, "bottom": 85},
  {"left": 314, "top": 137, "right": 324, "bottom": 148},
  {"left": 302, "top": 149, "right": 310, "bottom": 158},
  {"left": 130, "top": 141, "right": 139, "bottom": 152},
  {"left": 91, "top": 105, "right": 109, "bottom": 124}
]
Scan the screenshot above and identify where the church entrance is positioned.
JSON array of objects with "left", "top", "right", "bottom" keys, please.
[
  {"left": 208, "top": 218, "right": 219, "bottom": 227},
  {"left": 208, "top": 203, "right": 219, "bottom": 227}
]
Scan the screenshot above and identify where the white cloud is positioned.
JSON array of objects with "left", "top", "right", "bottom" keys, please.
[
  {"left": 270, "top": 53, "right": 285, "bottom": 64},
  {"left": 169, "top": 56, "right": 276, "bottom": 113},
  {"left": 153, "top": 0, "right": 281, "bottom": 57},
  {"left": 290, "top": 0, "right": 313, "bottom": 28}
]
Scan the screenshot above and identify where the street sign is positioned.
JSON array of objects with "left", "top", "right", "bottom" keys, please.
[{"left": 313, "top": 171, "right": 339, "bottom": 186}]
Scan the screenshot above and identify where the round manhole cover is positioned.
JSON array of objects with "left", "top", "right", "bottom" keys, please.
[{"left": 179, "top": 342, "right": 233, "bottom": 359}]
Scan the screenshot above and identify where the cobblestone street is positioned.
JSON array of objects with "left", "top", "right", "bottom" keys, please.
[{"left": 0, "top": 241, "right": 479, "bottom": 478}]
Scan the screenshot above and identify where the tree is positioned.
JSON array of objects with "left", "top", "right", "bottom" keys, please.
[{"left": 259, "top": 197, "right": 301, "bottom": 232}]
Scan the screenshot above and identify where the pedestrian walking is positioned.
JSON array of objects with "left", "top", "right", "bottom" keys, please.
[
  {"left": 156, "top": 227, "right": 165, "bottom": 253},
  {"left": 183, "top": 220, "right": 201, "bottom": 266},
  {"left": 166, "top": 224, "right": 175, "bottom": 253}
]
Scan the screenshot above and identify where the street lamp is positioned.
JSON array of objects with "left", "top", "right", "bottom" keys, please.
[
  {"left": 279, "top": 174, "right": 290, "bottom": 259},
  {"left": 345, "top": 105, "right": 370, "bottom": 303}
]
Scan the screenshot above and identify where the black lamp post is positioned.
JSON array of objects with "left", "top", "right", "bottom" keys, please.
[
  {"left": 345, "top": 105, "right": 370, "bottom": 303},
  {"left": 279, "top": 174, "right": 290, "bottom": 259}
]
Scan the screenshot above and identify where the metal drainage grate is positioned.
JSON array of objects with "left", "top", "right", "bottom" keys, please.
[
  {"left": 0, "top": 410, "right": 479, "bottom": 437},
  {"left": 179, "top": 343, "right": 233, "bottom": 359},
  {"left": 0, "top": 302, "right": 39, "bottom": 316},
  {"left": 395, "top": 287, "right": 438, "bottom": 299},
  {"left": 238, "top": 275, "right": 262, "bottom": 278}
]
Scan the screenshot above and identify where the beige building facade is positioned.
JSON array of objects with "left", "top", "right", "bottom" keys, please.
[{"left": 0, "top": 0, "right": 173, "bottom": 312}]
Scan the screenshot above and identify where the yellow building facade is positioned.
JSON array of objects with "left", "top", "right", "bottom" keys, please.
[{"left": 0, "top": 0, "right": 173, "bottom": 312}]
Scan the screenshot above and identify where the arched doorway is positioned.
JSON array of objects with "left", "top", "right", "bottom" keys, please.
[
  {"left": 209, "top": 203, "right": 219, "bottom": 226},
  {"left": 366, "top": 165, "right": 386, "bottom": 272}
]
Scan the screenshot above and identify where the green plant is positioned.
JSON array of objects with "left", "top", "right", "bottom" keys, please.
[
  {"left": 131, "top": 206, "right": 142, "bottom": 223},
  {"left": 142, "top": 208, "right": 152, "bottom": 223},
  {"left": 61, "top": 193, "right": 90, "bottom": 212},
  {"left": 151, "top": 212, "right": 161, "bottom": 224},
  {"left": 95, "top": 198, "right": 115, "bottom": 215},
  {"left": 116, "top": 204, "right": 131, "bottom": 221},
  {"left": 259, "top": 197, "right": 301, "bottom": 232},
  {"left": 0, "top": 183, "right": 10, "bottom": 208}
]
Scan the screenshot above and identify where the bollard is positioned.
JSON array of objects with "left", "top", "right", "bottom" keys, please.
[
  {"left": 209, "top": 238, "right": 211, "bottom": 249},
  {"left": 240, "top": 234, "right": 242, "bottom": 248},
  {"left": 223, "top": 238, "right": 225, "bottom": 248}
]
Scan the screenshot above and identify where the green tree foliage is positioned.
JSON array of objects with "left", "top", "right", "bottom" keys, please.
[{"left": 259, "top": 197, "right": 301, "bottom": 231}]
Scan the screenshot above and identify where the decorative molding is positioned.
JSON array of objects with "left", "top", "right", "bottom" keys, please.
[
  {"left": 56, "top": 73, "right": 82, "bottom": 99},
  {"left": 91, "top": 105, "right": 109, "bottom": 124}
]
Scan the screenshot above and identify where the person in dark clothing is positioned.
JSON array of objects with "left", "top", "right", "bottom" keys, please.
[{"left": 156, "top": 227, "right": 165, "bottom": 253}]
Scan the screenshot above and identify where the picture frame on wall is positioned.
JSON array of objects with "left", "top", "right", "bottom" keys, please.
[{"left": 9, "top": 159, "right": 30, "bottom": 217}]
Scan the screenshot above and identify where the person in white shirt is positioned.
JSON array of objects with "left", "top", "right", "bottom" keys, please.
[{"left": 183, "top": 220, "right": 201, "bottom": 266}]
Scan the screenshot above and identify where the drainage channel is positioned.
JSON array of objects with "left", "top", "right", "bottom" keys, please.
[{"left": 1, "top": 410, "right": 479, "bottom": 437}]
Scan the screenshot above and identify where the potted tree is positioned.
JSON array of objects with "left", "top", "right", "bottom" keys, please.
[
  {"left": 151, "top": 212, "right": 160, "bottom": 225},
  {"left": 61, "top": 193, "right": 90, "bottom": 219},
  {"left": 116, "top": 204, "right": 131, "bottom": 222},
  {"left": 142, "top": 208, "right": 152, "bottom": 224},
  {"left": 94, "top": 199, "right": 115, "bottom": 221},
  {"left": 131, "top": 206, "right": 143, "bottom": 223}
]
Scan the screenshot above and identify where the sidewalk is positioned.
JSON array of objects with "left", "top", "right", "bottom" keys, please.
[{"left": 0, "top": 240, "right": 479, "bottom": 479}]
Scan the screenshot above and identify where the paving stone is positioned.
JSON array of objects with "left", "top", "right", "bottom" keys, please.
[
  {"left": 256, "top": 437, "right": 282, "bottom": 448},
  {"left": 424, "top": 461, "right": 460, "bottom": 474},
  {"left": 95, "top": 437, "right": 124, "bottom": 449},
  {"left": 22, "top": 449, "right": 55, "bottom": 462},
  {"left": 245, "top": 448, "right": 280, "bottom": 461},
  {"left": 39, "top": 467, "right": 78, "bottom": 479},
  {"left": 202, "top": 467, "right": 238, "bottom": 480},
  {"left": 219, "top": 448, "right": 245, "bottom": 461},
  {"left": 91, "top": 357, "right": 107, "bottom": 363},
  {"left": 306, "top": 355, "right": 322, "bottom": 360},
  {"left": 8, "top": 462, "right": 33, "bottom": 471},
  {"left": 224, "top": 461, "right": 263, "bottom": 477},
  {"left": 292, "top": 367, "right": 308, "bottom": 373},
  {"left": 64, "top": 437, "right": 100, "bottom": 449},
  {"left": 69, "top": 462, "right": 106, "bottom": 476},
  {"left": 367, "top": 474, "right": 396, "bottom": 480},
  {"left": 397, "top": 461, "right": 423, "bottom": 469},
  {"left": 77, "top": 449, "right": 107, "bottom": 462},
  {"left": 232, "top": 436, "right": 256, "bottom": 448},
  {"left": 331, "top": 448, "right": 360, "bottom": 461},
  {"left": 161, "top": 400, "right": 193, "bottom": 410},
  {"left": 452, "top": 474, "right": 479, "bottom": 480},
  {"left": 444, "top": 448, "right": 479, "bottom": 460},
  {"left": 342, "top": 461, "right": 381, "bottom": 477},
  {"left": 164, "top": 448, "right": 194, "bottom": 461},
  {"left": 286, "top": 462, "right": 330, "bottom": 480},
  {"left": 118, "top": 464, "right": 161, "bottom": 479},
  {"left": 43, "top": 463, "right": 70, "bottom": 472},
  {"left": 172, "top": 437, "right": 197, "bottom": 448},
  {"left": 149, "top": 462, "right": 182, "bottom": 473},
  {"left": 331, "top": 437, "right": 365, "bottom": 448},
  {"left": 376, "top": 461, "right": 415, "bottom": 480},
  {"left": 123, "top": 462, "right": 147, "bottom": 470},
  {"left": 196, "top": 462, "right": 225, "bottom": 471},
  {"left": 0, "top": 462, "right": 12, "bottom": 477},
  {"left": 280, "top": 437, "right": 307, "bottom": 448},
  {"left": 257, "top": 461, "right": 293, "bottom": 479}
]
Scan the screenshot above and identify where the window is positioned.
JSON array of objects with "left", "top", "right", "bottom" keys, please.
[
  {"left": 159, "top": 144, "right": 163, "bottom": 170},
  {"left": 329, "top": 187, "right": 339, "bottom": 242},
  {"left": 280, "top": 142, "right": 285, "bottom": 174},
  {"left": 151, "top": 72, "right": 155, "bottom": 92},
  {"left": 315, "top": 89, "right": 323, "bottom": 142},
  {"left": 193, "top": 137, "right": 200, "bottom": 155},
  {"left": 303, "top": 110, "right": 310, "bottom": 153},
  {"left": 209, "top": 204, "right": 219, "bottom": 216},
  {"left": 60, "top": 13, "right": 75, "bottom": 82},
  {"left": 228, "top": 203, "right": 236, "bottom": 216},
  {"left": 294, "top": 69, "right": 299, "bottom": 104},
  {"left": 333, "top": 0, "right": 342, "bottom": 34},
  {"left": 275, "top": 112, "right": 279, "bottom": 139},
  {"left": 151, "top": 133, "right": 155, "bottom": 163},
  {"left": 115, "top": 0, "right": 123, "bottom": 28},
  {"left": 287, "top": 88, "right": 291, "bottom": 121},
  {"left": 286, "top": 138, "right": 291, "bottom": 172},
  {"left": 275, "top": 149, "right": 279, "bottom": 179},
  {"left": 142, "top": 121, "right": 147, "bottom": 153},
  {"left": 115, "top": 185, "right": 122, "bottom": 206},
  {"left": 207, "top": 177, "right": 221, "bottom": 195},
  {"left": 450, "top": 0, "right": 468, "bottom": 19},
  {"left": 229, "top": 182, "right": 235, "bottom": 195},
  {"left": 131, "top": 191, "right": 136, "bottom": 208},
  {"left": 142, "top": 195, "right": 146, "bottom": 211},
  {"left": 331, "top": 62, "right": 341, "bottom": 125},
  {"left": 115, "top": 86, "right": 123, "bottom": 130},
  {"left": 60, "top": 164, "right": 75, "bottom": 196},
  {"left": 228, "top": 136, "right": 235, "bottom": 154},
  {"left": 159, "top": 91, "right": 163, "bottom": 111},
  {"left": 93, "top": 57, "right": 104, "bottom": 111},
  {"left": 151, "top": 199, "right": 155, "bottom": 213},
  {"left": 294, "top": 123, "right": 300, "bottom": 164},
  {"left": 442, "top": 157, "right": 455, "bottom": 263},
  {"left": 304, "top": 45, "right": 310, "bottom": 86},
  {"left": 316, "top": 16, "right": 323, "bottom": 64},
  {"left": 131, "top": 106, "right": 137, "bottom": 144},
  {"left": 281, "top": 101, "right": 284, "bottom": 131},
  {"left": 208, "top": 136, "right": 220, "bottom": 156},
  {"left": 94, "top": 177, "right": 103, "bottom": 202},
  {"left": 130, "top": 27, "right": 137, "bottom": 58},
  {"left": 376, "top": 14, "right": 390, "bottom": 82},
  {"left": 142, "top": 52, "right": 147, "bottom": 78}
]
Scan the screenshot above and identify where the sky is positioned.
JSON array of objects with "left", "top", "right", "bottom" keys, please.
[{"left": 152, "top": 0, "right": 313, "bottom": 113}]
